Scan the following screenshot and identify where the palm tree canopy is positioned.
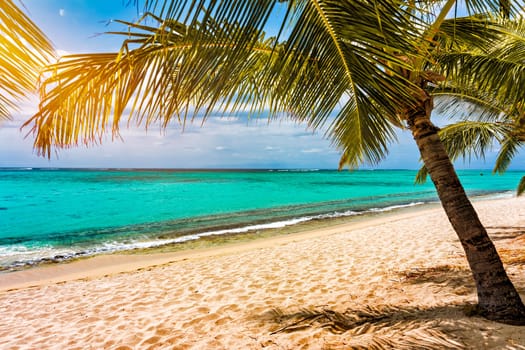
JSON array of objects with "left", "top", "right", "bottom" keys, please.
[
  {"left": 23, "top": 0, "right": 520, "bottom": 166},
  {"left": 0, "top": 0, "right": 55, "bottom": 121}
]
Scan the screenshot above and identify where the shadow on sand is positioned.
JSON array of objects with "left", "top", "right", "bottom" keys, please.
[
  {"left": 262, "top": 302, "right": 523, "bottom": 349},
  {"left": 486, "top": 226, "right": 525, "bottom": 241},
  {"left": 258, "top": 260, "right": 525, "bottom": 349}
]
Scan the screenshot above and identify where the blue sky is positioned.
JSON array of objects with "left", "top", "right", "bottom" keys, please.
[{"left": 0, "top": 1, "right": 523, "bottom": 170}]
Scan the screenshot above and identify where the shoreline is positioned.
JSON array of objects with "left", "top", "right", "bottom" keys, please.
[
  {"left": 0, "top": 190, "right": 511, "bottom": 281},
  {"left": 1, "top": 198, "right": 440, "bottom": 272},
  {"left": 0, "top": 192, "right": 511, "bottom": 291},
  {"left": 0, "top": 200, "right": 443, "bottom": 292}
]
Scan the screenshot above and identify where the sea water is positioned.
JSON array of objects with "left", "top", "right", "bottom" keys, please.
[{"left": 0, "top": 168, "right": 522, "bottom": 271}]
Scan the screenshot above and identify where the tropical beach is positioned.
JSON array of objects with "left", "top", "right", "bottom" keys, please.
[
  {"left": 2, "top": 0, "right": 525, "bottom": 348},
  {"left": 1, "top": 196, "right": 524, "bottom": 349}
]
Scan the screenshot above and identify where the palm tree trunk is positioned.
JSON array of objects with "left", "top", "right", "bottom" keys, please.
[{"left": 407, "top": 95, "right": 525, "bottom": 325}]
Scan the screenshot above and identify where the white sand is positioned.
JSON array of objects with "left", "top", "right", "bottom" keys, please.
[{"left": 1, "top": 197, "right": 524, "bottom": 349}]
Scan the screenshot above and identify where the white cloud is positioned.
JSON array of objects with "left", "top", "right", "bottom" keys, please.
[
  {"left": 214, "top": 116, "right": 240, "bottom": 123},
  {"left": 301, "top": 148, "right": 323, "bottom": 154},
  {"left": 59, "top": 9, "right": 65, "bottom": 17}
]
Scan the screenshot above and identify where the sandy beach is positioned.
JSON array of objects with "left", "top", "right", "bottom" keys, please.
[{"left": 1, "top": 197, "right": 524, "bottom": 349}]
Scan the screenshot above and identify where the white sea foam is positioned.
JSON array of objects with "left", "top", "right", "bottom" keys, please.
[{"left": 369, "top": 202, "right": 425, "bottom": 213}]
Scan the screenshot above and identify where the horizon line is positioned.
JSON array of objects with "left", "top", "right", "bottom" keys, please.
[{"left": 0, "top": 166, "right": 516, "bottom": 172}]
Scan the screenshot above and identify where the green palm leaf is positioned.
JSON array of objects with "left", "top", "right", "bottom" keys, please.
[
  {"left": 439, "top": 121, "right": 510, "bottom": 161},
  {"left": 436, "top": 16, "right": 503, "bottom": 52},
  {"left": 494, "top": 135, "right": 521, "bottom": 173},
  {"left": 331, "top": 97, "right": 398, "bottom": 169},
  {"left": 438, "top": 52, "right": 525, "bottom": 112},
  {"left": 24, "top": 17, "right": 279, "bottom": 156},
  {"left": 415, "top": 165, "right": 429, "bottom": 184},
  {"left": 414, "top": 121, "right": 514, "bottom": 184},
  {"left": 517, "top": 176, "right": 525, "bottom": 196}
]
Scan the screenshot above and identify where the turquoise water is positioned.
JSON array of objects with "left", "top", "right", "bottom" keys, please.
[{"left": 0, "top": 168, "right": 522, "bottom": 271}]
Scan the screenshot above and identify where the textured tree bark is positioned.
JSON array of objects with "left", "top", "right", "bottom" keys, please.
[{"left": 407, "top": 95, "right": 525, "bottom": 325}]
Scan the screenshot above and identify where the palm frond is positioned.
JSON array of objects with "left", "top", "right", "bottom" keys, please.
[
  {"left": 432, "top": 90, "right": 507, "bottom": 123},
  {"left": 493, "top": 135, "right": 521, "bottom": 173},
  {"left": 517, "top": 176, "right": 525, "bottom": 196},
  {"left": 489, "top": 33, "right": 525, "bottom": 62},
  {"left": 331, "top": 100, "right": 398, "bottom": 169},
  {"left": 270, "top": 1, "right": 421, "bottom": 123},
  {"left": 433, "top": 17, "right": 525, "bottom": 122},
  {"left": 23, "top": 16, "right": 278, "bottom": 156},
  {"left": 428, "top": 17, "right": 525, "bottom": 125},
  {"left": 463, "top": 0, "right": 521, "bottom": 17},
  {"left": 415, "top": 121, "right": 513, "bottom": 185},
  {"left": 0, "top": 0, "right": 55, "bottom": 120},
  {"left": 436, "top": 52, "right": 525, "bottom": 114},
  {"left": 415, "top": 165, "right": 429, "bottom": 184},
  {"left": 436, "top": 16, "right": 503, "bottom": 52},
  {"left": 439, "top": 121, "right": 510, "bottom": 161}
]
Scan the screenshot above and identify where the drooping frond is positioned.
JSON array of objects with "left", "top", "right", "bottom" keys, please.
[
  {"left": 432, "top": 90, "right": 507, "bottom": 123},
  {"left": 437, "top": 52, "right": 525, "bottom": 116},
  {"left": 267, "top": 0, "right": 421, "bottom": 127},
  {"left": 462, "top": 0, "right": 521, "bottom": 16},
  {"left": 415, "top": 121, "right": 515, "bottom": 184},
  {"left": 0, "top": 0, "right": 55, "bottom": 120},
  {"left": 331, "top": 99, "right": 398, "bottom": 169},
  {"left": 420, "top": 123, "right": 524, "bottom": 194},
  {"left": 415, "top": 165, "right": 429, "bottom": 184},
  {"left": 439, "top": 121, "right": 510, "bottom": 161},
  {"left": 517, "top": 175, "right": 525, "bottom": 196},
  {"left": 494, "top": 135, "right": 522, "bottom": 173},
  {"left": 24, "top": 15, "right": 277, "bottom": 156},
  {"left": 266, "top": 0, "right": 422, "bottom": 168},
  {"left": 435, "top": 16, "right": 503, "bottom": 52}
]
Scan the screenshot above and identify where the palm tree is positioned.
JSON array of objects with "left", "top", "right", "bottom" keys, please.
[
  {"left": 23, "top": 0, "right": 525, "bottom": 323},
  {"left": 0, "top": 0, "right": 54, "bottom": 121}
]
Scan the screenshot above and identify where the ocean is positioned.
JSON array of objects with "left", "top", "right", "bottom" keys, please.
[{"left": 0, "top": 168, "right": 522, "bottom": 272}]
